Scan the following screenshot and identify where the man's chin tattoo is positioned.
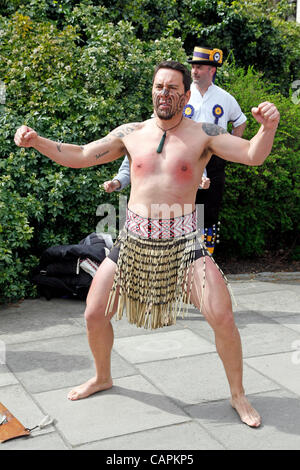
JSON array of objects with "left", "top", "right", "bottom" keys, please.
[{"left": 156, "top": 113, "right": 174, "bottom": 120}]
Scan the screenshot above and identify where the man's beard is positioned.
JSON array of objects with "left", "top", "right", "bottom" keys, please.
[
  {"left": 153, "top": 92, "right": 185, "bottom": 120},
  {"left": 192, "top": 76, "right": 209, "bottom": 89},
  {"left": 155, "top": 108, "right": 175, "bottom": 120},
  {"left": 192, "top": 77, "right": 203, "bottom": 86}
]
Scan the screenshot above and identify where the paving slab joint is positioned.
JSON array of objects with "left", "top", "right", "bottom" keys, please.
[{"left": 227, "top": 271, "right": 300, "bottom": 282}]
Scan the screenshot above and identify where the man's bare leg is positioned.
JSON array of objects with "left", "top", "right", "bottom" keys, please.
[
  {"left": 191, "top": 256, "right": 261, "bottom": 427},
  {"left": 68, "top": 257, "right": 119, "bottom": 400}
]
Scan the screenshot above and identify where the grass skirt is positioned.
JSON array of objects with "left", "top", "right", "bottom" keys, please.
[{"left": 105, "top": 228, "right": 213, "bottom": 329}]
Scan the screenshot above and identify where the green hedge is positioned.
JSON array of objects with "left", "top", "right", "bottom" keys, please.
[
  {"left": 0, "top": 10, "right": 187, "bottom": 303},
  {"left": 0, "top": 2, "right": 299, "bottom": 303},
  {"left": 217, "top": 64, "right": 300, "bottom": 257},
  {"left": 1, "top": 1, "right": 299, "bottom": 93}
]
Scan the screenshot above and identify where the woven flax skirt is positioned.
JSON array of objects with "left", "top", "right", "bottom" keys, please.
[{"left": 105, "top": 208, "right": 227, "bottom": 329}]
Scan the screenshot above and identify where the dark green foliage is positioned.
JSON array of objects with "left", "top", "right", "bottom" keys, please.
[
  {"left": 0, "top": 1, "right": 299, "bottom": 303},
  {"left": 0, "top": 7, "right": 186, "bottom": 302},
  {"left": 216, "top": 65, "right": 300, "bottom": 256},
  {"left": 1, "top": 1, "right": 299, "bottom": 91}
]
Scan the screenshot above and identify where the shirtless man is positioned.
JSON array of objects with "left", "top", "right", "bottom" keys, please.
[{"left": 14, "top": 60, "right": 280, "bottom": 427}]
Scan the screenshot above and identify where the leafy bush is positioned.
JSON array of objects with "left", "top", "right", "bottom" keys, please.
[
  {"left": 216, "top": 65, "right": 300, "bottom": 256},
  {"left": 0, "top": 9, "right": 186, "bottom": 303},
  {"left": 2, "top": 1, "right": 299, "bottom": 93},
  {"left": 0, "top": 2, "right": 299, "bottom": 303}
]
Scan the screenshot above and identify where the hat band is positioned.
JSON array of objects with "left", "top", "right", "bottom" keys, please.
[{"left": 193, "top": 51, "right": 210, "bottom": 60}]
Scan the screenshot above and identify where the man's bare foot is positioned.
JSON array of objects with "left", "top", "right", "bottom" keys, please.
[
  {"left": 230, "top": 395, "right": 261, "bottom": 427},
  {"left": 67, "top": 377, "right": 113, "bottom": 401}
]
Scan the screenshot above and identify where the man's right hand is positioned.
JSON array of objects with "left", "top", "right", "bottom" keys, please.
[
  {"left": 14, "top": 125, "right": 38, "bottom": 148},
  {"left": 103, "top": 179, "right": 121, "bottom": 193},
  {"left": 199, "top": 175, "right": 210, "bottom": 190}
]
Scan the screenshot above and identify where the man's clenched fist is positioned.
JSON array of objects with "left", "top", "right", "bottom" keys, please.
[{"left": 14, "top": 125, "right": 38, "bottom": 148}]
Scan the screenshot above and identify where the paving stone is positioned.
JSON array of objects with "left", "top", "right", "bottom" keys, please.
[
  {"left": 256, "top": 312, "right": 300, "bottom": 334},
  {"left": 165, "top": 310, "right": 299, "bottom": 358},
  {"left": 72, "top": 308, "right": 184, "bottom": 337},
  {"left": 229, "top": 280, "right": 288, "bottom": 294},
  {"left": 0, "top": 298, "right": 85, "bottom": 317},
  {"left": 175, "top": 312, "right": 215, "bottom": 344},
  {"left": 1, "top": 432, "right": 69, "bottom": 450},
  {"left": 34, "top": 375, "right": 190, "bottom": 447},
  {"left": 78, "top": 421, "right": 225, "bottom": 450},
  {"left": 246, "top": 351, "right": 300, "bottom": 396},
  {"left": 0, "top": 338, "right": 6, "bottom": 365},
  {"left": 255, "top": 273, "right": 300, "bottom": 282},
  {"left": 185, "top": 389, "right": 300, "bottom": 450},
  {"left": 111, "top": 315, "right": 182, "bottom": 338},
  {"left": 0, "top": 364, "right": 18, "bottom": 387},
  {"left": 113, "top": 329, "right": 215, "bottom": 364},
  {"left": 0, "top": 278, "right": 299, "bottom": 451},
  {"left": 232, "top": 311, "right": 300, "bottom": 357},
  {"left": 235, "top": 289, "right": 300, "bottom": 314},
  {"left": 0, "top": 299, "right": 84, "bottom": 344},
  {"left": 6, "top": 335, "right": 136, "bottom": 394},
  {"left": 137, "top": 354, "right": 279, "bottom": 405},
  {"left": 0, "top": 384, "right": 55, "bottom": 436}
]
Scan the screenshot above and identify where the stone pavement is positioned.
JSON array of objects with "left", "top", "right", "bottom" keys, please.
[{"left": 0, "top": 273, "right": 300, "bottom": 451}]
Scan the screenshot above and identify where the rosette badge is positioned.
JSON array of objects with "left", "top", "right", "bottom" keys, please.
[
  {"left": 212, "top": 104, "right": 224, "bottom": 124},
  {"left": 183, "top": 104, "right": 195, "bottom": 119}
]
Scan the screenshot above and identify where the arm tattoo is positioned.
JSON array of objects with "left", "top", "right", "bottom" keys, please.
[
  {"left": 95, "top": 150, "right": 109, "bottom": 160},
  {"left": 93, "top": 123, "right": 140, "bottom": 160},
  {"left": 202, "top": 123, "right": 228, "bottom": 136},
  {"left": 97, "top": 137, "right": 112, "bottom": 144},
  {"left": 57, "top": 142, "right": 85, "bottom": 153}
]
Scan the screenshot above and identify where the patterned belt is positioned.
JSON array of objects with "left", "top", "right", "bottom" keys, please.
[{"left": 125, "top": 208, "right": 197, "bottom": 239}]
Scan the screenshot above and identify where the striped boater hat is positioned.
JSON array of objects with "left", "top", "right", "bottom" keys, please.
[{"left": 187, "top": 46, "right": 223, "bottom": 67}]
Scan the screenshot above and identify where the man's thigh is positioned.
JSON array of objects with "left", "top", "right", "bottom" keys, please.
[
  {"left": 190, "top": 256, "right": 232, "bottom": 325},
  {"left": 86, "top": 256, "right": 119, "bottom": 320}
]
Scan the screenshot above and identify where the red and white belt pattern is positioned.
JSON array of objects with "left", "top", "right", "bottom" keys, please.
[{"left": 125, "top": 208, "right": 197, "bottom": 239}]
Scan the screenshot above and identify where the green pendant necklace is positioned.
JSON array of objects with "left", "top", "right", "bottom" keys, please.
[{"left": 156, "top": 117, "right": 183, "bottom": 154}]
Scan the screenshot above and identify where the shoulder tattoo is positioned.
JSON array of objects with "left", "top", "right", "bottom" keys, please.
[
  {"left": 93, "top": 123, "right": 141, "bottom": 161},
  {"left": 110, "top": 122, "right": 141, "bottom": 138},
  {"left": 202, "top": 123, "right": 228, "bottom": 136}
]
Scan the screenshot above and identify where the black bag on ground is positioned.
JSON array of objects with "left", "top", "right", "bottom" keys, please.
[{"left": 32, "top": 232, "right": 111, "bottom": 300}]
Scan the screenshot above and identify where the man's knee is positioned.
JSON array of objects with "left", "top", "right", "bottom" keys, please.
[
  {"left": 209, "top": 308, "right": 236, "bottom": 334},
  {"left": 84, "top": 304, "right": 108, "bottom": 329}
]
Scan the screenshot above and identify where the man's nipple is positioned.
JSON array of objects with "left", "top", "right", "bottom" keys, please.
[{"left": 174, "top": 163, "right": 193, "bottom": 182}]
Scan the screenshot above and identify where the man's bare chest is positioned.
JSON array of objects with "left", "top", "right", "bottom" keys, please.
[
  {"left": 133, "top": 153, "right": 196, "bottom": 184},
  {"left": 125, "top": 132, "right": 207, "bottom": 180}
]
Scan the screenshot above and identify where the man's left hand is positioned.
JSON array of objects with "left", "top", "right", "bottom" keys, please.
[
  {"left": 251, "top": 102, "right": 280, "bottom": 130},
  {"left": 199, "top": 176, "right": 210, "bottom": 190}
]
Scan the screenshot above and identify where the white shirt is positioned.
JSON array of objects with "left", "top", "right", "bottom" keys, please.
[{"left": 187, "top": 82, "right": 247, "bottom": 129}]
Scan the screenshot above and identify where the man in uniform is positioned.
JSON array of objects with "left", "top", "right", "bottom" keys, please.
[{"left": 186, "top": 46, "right": 247, "bottom": 254}]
